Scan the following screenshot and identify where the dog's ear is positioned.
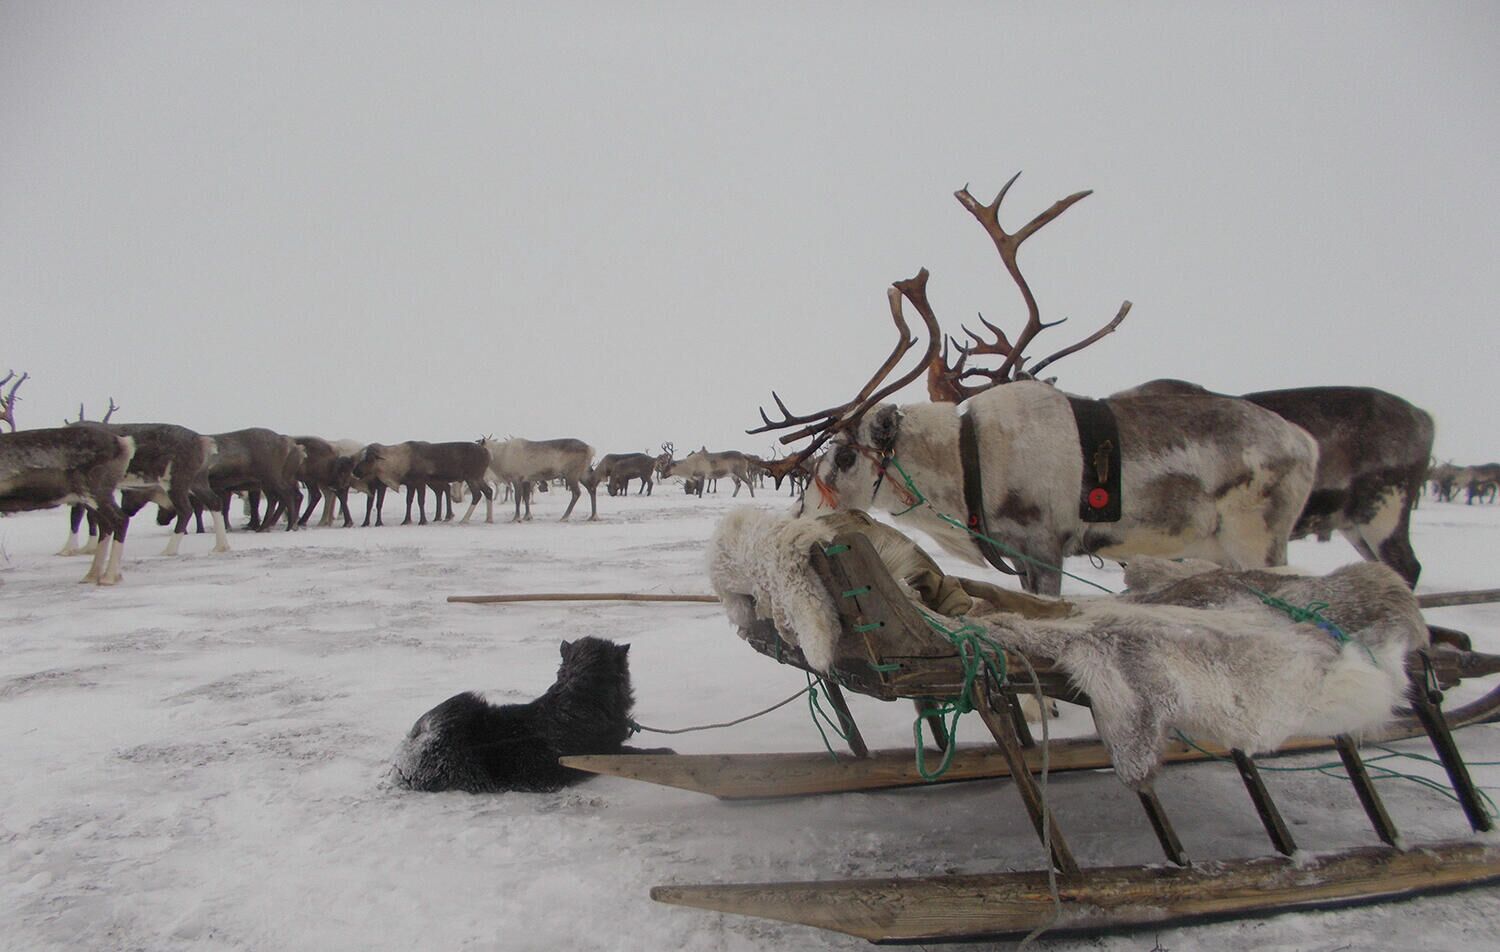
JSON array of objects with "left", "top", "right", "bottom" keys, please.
[
  {"left": 560, "top": 639, "right": 573, "bottom": 656},
  {"left": 617, "top": 643, "right": 630, "bottom": 656}
]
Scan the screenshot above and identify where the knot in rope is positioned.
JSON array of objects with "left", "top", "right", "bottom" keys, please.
[{"left": 913, "top": 611, "right": 1011, "bottom": 781}]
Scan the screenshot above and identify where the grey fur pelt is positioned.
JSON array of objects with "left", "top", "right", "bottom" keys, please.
[{"left": 708, "top": 509, "right": 1426, "bottom": 788}]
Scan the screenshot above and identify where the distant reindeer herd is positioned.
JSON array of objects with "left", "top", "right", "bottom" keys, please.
[
  {"left": 0, "top": 373, "right": 793, "bottom": 585},
  {"left": 1, "top": 173, "right": 1492, "bottom": 591}
]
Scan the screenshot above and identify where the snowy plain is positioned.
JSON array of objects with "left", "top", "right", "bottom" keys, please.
[{"left": 1, "top": 486, "right": 1497, "bottom": 952}]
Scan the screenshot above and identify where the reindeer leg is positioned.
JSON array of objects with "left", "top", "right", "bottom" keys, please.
[
  {"left": 98, "top": 514, "right": 128, "bottom": 585},
  {"left": 209, "top": 507, "right": 230, "bottom": 552},
  {"left": 337, "top": 488, "right": 354, "bottom": 527},
  {"left": 299, "top": 483, "right": 320, "bottom": 526},
  {"left": 459, "top": 480, "right": 482, "bottom": 524},
  {"left": 58, "top": 504, "right": 85, "bottom": 556},
  {"left": 284, "top": 485, "right": 302, "bottom": 530},
  {"left": 560, "top": 479, "right": 580, "bottom": 520}
]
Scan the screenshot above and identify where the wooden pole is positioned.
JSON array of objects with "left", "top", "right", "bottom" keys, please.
[
  {"left": 447, "top": 592, "right": 719, "bottom": 605},
  {"left": 1417, "top": 588, "right": 1500, "bottom": 609}
]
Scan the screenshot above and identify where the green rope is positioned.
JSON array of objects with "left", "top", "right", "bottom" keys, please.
[
  {"left": 804, "top": 671, "right": 847, "bottom": 761},
  {"left": 912, "top": 610, "right": 1011, "bottom": 781},
  {"left": 880, "top": 456, "right": 1117, "bottom": 595},
  {"left": 1242, "top": 584, "right": 1378, "bottom": 664},
  {"left": 1170, "top": 730, "right": 1498, "bottom": 819}
]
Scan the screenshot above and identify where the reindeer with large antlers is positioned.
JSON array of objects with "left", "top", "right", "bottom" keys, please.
[{"left": 756, "top": 174, "right": 1317, "bottom": 596}]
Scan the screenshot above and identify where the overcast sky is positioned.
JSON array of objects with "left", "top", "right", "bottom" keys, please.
[{"left": 3, "top": 3, "right": 1497, "bottom": 462}]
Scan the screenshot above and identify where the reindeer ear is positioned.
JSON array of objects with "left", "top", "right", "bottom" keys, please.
[
  {"left": 560, "top": 640, "right": 573, "bottom": 656},
  {"left": 869, "top": 405, "right": 902, "bottom": 451}
]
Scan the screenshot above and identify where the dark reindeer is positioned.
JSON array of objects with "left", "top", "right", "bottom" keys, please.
[
  {"left": 587, "top": 452, "right": 657, "bottom": 497},
  {"left": 293, "top": 436, "right": 357, "bottom": 528},
  {"left": 208, "top": 428, "right": 305, "bottom": 532},
  {"left": 755, "top": 174, "right": 1316, "bottom": 597},
  {"left": 1121, "top": 381, "right": 1433, "bottom": 587},
  {"left": 1, "top": 424, "right": 135, "bottom": 584},
  {"left": 354, "top": 441, "right": 494, "bottom": 525}
]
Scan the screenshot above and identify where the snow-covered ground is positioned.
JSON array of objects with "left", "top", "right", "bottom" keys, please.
[{"left": 2, "top": 488, "right": 1497, "bottom": 952}]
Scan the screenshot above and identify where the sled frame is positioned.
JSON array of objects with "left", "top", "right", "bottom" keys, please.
[{"left": 642, "top": 531, "right": 1500, "bottom": 941}]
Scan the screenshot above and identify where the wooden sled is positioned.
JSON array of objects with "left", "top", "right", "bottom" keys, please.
[{"left": 567, "top": 531, "right": 1500, "bottom": 942}]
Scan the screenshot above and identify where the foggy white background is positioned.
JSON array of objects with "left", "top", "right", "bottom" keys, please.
[{"left": 3, "top": 3, "right": 1497, "bottom": 460}]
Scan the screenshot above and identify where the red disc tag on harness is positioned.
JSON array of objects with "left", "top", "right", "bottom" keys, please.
[{"left": 1088, "top": 487, "right": 1111, "bottom": 510}]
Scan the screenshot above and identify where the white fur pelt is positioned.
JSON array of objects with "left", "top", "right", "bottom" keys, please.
[
  {"left": 708, "top": 507, "right": 844, "bottom": 672},
  {"left": 989, "top": 556, "right": 1424, "bottom": 786},
  {"left": 707, "top": 509, "right": 1427, "bottom": 788}
]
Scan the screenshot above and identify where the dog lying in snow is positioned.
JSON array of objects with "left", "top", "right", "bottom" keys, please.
[
  {"left": 709, "top": 508, "right": 1427, "bottom": 788},
  {"left": 392, "top": 637, "right": 643, "bottom": 793}
]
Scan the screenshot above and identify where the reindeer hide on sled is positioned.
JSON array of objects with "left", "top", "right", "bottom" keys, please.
[{"left": 708, "top": 509, "right": 1426, "bottom": 788}]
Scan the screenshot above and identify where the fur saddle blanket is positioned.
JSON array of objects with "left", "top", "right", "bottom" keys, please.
[{"left": 708, "top": 508, "right": 1427, "bottom": 787}]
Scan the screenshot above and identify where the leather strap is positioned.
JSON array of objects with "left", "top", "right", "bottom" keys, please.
[
  {"left": 1065, "top": 396, "right": 1123, "bottom": 523},
  {"left": 959, "top": 412, "right": 1022, "bottom": 576}
]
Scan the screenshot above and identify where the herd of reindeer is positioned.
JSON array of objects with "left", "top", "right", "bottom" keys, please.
[
  {"left": 2, "top": 175, "right": 1498, "bottom": 593},
  {"left": 0, "top": 373, "right": 799, "bottom": 585}
]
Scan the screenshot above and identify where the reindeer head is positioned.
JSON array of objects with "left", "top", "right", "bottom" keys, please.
[
  {"left": 655, "top": 442, "right": 676, "bottom": 477},
  {"left": 351, "top": 444, "right": 384, "bottom": 480}
]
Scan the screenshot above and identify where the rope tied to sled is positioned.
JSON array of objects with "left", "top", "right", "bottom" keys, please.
[{"left": 911, "top": 611, "right": 1011, "bottom": 781}]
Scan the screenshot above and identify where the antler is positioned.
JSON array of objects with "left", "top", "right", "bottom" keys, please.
[
  {"left": 926, "top": 173, "right": 1129, "bottom": 401},
  {"left": 753, "top": 269, "right": 942, "bottom": 478},
  {"left": 101, "top": 398, "right": 119, "bottom": 423},
  {"left": 1, "top": 370, "right": 28, "bottom": 431}
]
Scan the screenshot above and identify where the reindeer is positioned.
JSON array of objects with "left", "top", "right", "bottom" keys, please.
[
  {"left": 292, "top": 436, "right": 357, "bottom": 528},
  {"left": 1, "top": 424, "right": 135, "bottom": 584},
  {"left": 1119, "top": 381, "right": 1433, "bottom": 587},
  {"left": 756, "top": 174, "right": 1317, "bottom": 597},
  {"left": 58, "top": 398, "right": 122, "bottom": 556},
  {"left": 1462, "top": 463, "right": 1500, "bottom": 504},
  {"left": 353, "top": 441, "right": 494, "bottom": 525},
  {"left": 660, "top": 447, "right": 757, "bottom": 498},
  {"left": 480, "top": 437, "right": 595, "bottom": 521},
  {"left": 1429, "top": 461, "right": 1462, "bottom": 502},
  {"left": 58, "top": 402, "right": 230, "bottom": 568},
  {"left": 207, "top": 428, "right": 305, "bottom": 532},
  {"left": 587, "top": 452, "right": 657, "bottom": 497}
]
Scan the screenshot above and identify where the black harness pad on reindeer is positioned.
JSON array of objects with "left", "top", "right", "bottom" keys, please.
[{"left": 1065, "top": 396, "right": 1122, "bottom": 523}]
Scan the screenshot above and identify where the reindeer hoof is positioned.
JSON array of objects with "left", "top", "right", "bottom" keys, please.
[
  {"left": 97, "top": 574, "right": 121, "bottom": 587},
  {"left": 213, "top": 544, "right": 231, "bottom": 554}
]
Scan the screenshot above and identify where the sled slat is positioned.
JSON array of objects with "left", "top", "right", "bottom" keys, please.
[
  {"left": 1232, "top": 750, "right": 1297, "bottom": 856},
  {"left": 1334, "top": 735, "right": 1399, "bottom": 847},
  {"left": 650, "top": 841, "right": 1500, "bottom": 944}
]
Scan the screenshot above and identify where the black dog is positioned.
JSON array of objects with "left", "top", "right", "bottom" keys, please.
[{"left": 392, "top": 637, "right": 639, "bottom": 793}]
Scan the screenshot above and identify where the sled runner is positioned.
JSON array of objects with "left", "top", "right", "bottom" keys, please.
[{"left": 565, "top": 512, "right": 1500, "bottom": 943}]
